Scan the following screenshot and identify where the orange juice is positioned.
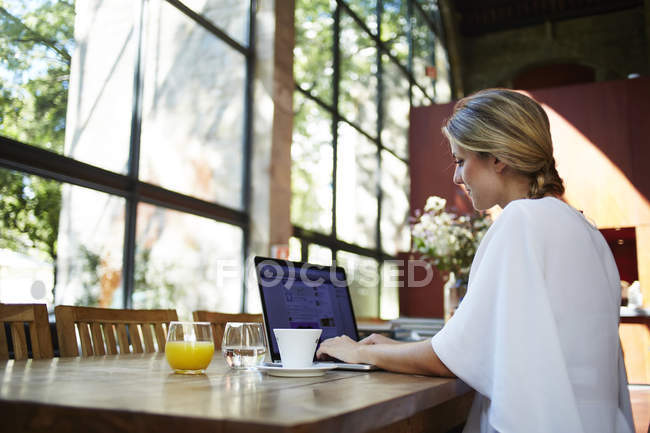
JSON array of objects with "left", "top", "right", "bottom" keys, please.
[{"left": 165, "top": 341, "right": 215, "bottom": 372}]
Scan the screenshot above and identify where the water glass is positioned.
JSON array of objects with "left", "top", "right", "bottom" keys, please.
[
  {"left": 165, "top": 321, "right": 214, "bottom": 375},
  {"left": 222, "top": 322, "right": 267, "bottom": 369}
]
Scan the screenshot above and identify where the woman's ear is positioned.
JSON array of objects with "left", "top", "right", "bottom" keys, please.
[{"left": 493, "top": 157, "right": 507, "bottom": 174}]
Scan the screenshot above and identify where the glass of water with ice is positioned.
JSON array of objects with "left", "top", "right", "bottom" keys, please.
[{"left": 222, "top": 322, "right": 267, "bottom": 369}]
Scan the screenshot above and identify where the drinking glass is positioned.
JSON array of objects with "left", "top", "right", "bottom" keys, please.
[
  {"left": 165, "top": 321, "right": 214, "bottom": 375},
  {"left": 222, "top": 322, "right": 267, "bottom": 369}
]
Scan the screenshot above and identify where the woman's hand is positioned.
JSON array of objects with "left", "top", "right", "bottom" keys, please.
[
  {"left": 317, "top": 334, "right": 456, "bottom": 377},
  {"left": 359, "top": 333, "right": 400, "bottom": 345},
  {"left": 316, "top": 335, "right": 366, "bottom": 364}
]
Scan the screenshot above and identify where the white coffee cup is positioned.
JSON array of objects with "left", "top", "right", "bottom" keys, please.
[{"left": 273, "top": 328, "right": 322, "bottom": 369}]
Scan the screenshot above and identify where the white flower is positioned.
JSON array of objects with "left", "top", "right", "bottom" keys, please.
[
  {"left": 424, "top": 196, "right": 446, "bottom": 213},
  {"left": 411, "top": 197, "right": 491, "bottom": 280}
]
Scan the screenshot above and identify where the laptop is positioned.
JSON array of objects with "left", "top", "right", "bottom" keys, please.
[{"left": 254, "top": 256, "right": 378, "bottom": 371}]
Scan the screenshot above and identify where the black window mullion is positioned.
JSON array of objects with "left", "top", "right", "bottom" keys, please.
[
  {"left": 300, "top": 238, "right": 308, "bottom": 263},
  {"left": 383, "top": 145, "right": 409, "bottom": 165},
  {"left": 0, "top": 138, "right": 130, "bottom": 197},
  {"left": 411, "top": 0, "right": 442, "bottom": 35},
  {"left": 123, "top": 0, "right": 146, "bottom": 308},
  {"left": 332, "top": 3, "right": 341, "bottom": 244},
  {"left": 137, "top": 183, "right": 248, "bottom": 228},
  {"left": 293, "top": 226, "right": 392, "bottom": 262},
  {"left": 240, "top": 0, "right": 256, "bottom": 313},
  {"left": 0, "top": 138, "right": 249, "bottom": 228},
  {"left": 376, "top": 0, "right": 384, "bottom": 316},
  {"left": 295, "top": 84, "right": 378, "bottom": 143},
  {"left": 165, "top": 0, "right": 251, "bottom": 56}
]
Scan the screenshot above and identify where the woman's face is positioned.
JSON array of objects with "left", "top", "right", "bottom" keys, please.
[{"left": 450, "top": 141, "right": 504, "bottom": 211}]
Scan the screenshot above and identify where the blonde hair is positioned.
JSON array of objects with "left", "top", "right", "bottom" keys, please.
[{"left": 442, "top": 89, "right": 564, "bottom": 199}]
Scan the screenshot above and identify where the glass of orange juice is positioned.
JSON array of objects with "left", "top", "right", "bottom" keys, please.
[{"left": 165, "top": 321, "right": 214, "bottom": 375}]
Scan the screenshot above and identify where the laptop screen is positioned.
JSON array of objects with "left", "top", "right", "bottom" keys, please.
[{"left": 254, "top": 257, "right": 360, "bottom": 361}]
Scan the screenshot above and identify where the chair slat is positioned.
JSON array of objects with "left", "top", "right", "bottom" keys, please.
[
  {"left": 31, "top": 303, "right": 54, "bottom": 359},
  {"left": 0, "top": 324, "right": 8, "bottom": 360},
  {"left": 90, "top": 323, "right": 105, "bottom": 356},
  {"left": 10, "top": 323, "right": 28, "bottom": 361},
  {"left": 28, "top": 323, "right": 42, "bottom": 359},
  {"left": 141, "top": 323, "right": 155, "bottom": 353},
  {"left": 210, "top": 323, "right": 219, "bottom": 349},
  {"left": 103, "top": 324, "right": 118, "bottom": 355},
  {"left": 78, "top": 322, "right": 94, "bottom": 357},
  {"left": 215, "top": 324, "right": 227, "bottom": 350},
  {"left": 55, "top": 305, "right": 79, "bottom": 357},
  {"left": 128, "top": 324, "right": 143, "bottom": 353},
  {"left": 153, "top": 323, "right": 167, "bottom": 352},
  {"left": 115, "top": 324, "right": 129, "bottom": 354}
]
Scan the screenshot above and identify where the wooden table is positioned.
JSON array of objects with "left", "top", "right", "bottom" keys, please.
[{"left": 0, "top": 354, "right": 473, "bottom": 433}]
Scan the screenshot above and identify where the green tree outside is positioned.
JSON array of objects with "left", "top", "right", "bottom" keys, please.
[{"left": 0, "top": 0, "right": 75, "bottom": 298}]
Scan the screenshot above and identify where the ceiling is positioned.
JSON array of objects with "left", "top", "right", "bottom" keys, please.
[{"left": 453, "top": 0, "right": 644, "bottom": 36}]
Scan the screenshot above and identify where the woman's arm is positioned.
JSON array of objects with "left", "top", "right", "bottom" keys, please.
[{"left": 316, "top": 335, "right": 455, "bottom": 377}]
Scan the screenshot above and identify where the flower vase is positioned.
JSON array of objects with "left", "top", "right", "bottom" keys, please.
[{"left": 443, "top": 272, "right": 467, "bottom": 322}]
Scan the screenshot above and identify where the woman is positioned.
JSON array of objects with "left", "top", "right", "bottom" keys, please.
[{"left": 316, "top": 89, "right": 634, "bottom": 433}]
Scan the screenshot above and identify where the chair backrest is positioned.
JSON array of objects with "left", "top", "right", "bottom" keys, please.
[
  {"left": 0, "top": 303, "right": 54, "bottom": 361},
  {"left": 55, "top": 306, "right": 178, "bottom": 357},
  {"left": 192, "top": 311, "right": 263, "bottom": 350}
]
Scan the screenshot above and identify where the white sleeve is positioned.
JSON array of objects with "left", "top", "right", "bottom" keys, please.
[{"left": 431, "top": 203, "right": 584, "bottom": 433}]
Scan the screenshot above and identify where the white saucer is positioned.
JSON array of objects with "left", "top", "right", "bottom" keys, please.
[{"left": 256, "top": 363, "right": 337, "bottom": 377}]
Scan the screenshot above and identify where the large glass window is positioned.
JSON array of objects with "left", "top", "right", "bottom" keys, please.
[
  {"left": 181, "top": 0, "right": 250, "bottom": 46},
  {"left": 0, "top": 0, "right": 254, "bottom": 318},
  {"left": 291, "top": 92, "right": 333, "bottom": 233},
  {"left": 0, "top": 168, "right": 61, "bottom": 308},
  {"left": 294, "top": 0, "right": 334, "bottom": 105},
  {"left": 133, "top": 204, "right": 243, "bottom": 319},
  {"left": 0, "top": 0, "right": 75, "bottom": 154},
  {"left": 291, "top": 0, "right": 451, "bottom": 319},
  {"left": 139, "top": 0, "right": 246, "bottom": 209},
  {"left": 381, "top": 54, "right": 409, "bottom": 159},
  {"left": 381, "top": 150, "right": 410, "bottom": 255},
  {"left": 339, "top": 9, "right": 378, "bottom": 135},
  {"left": 336, "top": 250, "right": 379, "bottom": 318},
  {"left": 56, "top": 184, "right": 126, "bottom": 308},
  {"left": 381, "top": 0, "right": 409, "bottom": 64},
  {"left": 336, "top": 122, "right": 377, "bottom": 249},
  {"left": 64, "top": 0, "right": 137, "bottom": 173}
]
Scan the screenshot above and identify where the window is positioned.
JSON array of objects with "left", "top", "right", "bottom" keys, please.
[
  {"left": 0, "top": 0, "right": 254, "bottom": 319},
  {"left": 291, "top": 0, "right": 451, "bottom": 319}
]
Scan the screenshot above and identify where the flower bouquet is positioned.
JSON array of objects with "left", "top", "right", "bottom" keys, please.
[{"left": 411, "top": 196, "right": 491, "bottom": 320}]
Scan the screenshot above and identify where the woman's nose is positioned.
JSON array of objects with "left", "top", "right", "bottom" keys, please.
[{"left": 453, "top": 167, "right": 463, "bottom": 185}]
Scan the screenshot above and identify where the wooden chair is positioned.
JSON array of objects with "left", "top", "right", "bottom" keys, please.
[
  {"left": 55, "top": 306, "right": 178, "bottom": 357},
  {"left": 192, "top": 311, "right": 263, "bottom": 350},
  {"left": 0, "top": 303, "right": 54, "bottom": 361}
]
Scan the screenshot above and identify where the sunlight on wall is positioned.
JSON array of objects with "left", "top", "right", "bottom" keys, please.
[{"left": 542, "top": 103, "right": 650, "bottom": 307}]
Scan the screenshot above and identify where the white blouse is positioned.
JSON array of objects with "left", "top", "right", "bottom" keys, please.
[{"left": 431, "top": 197, "right": 634, "bottom": 433}]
